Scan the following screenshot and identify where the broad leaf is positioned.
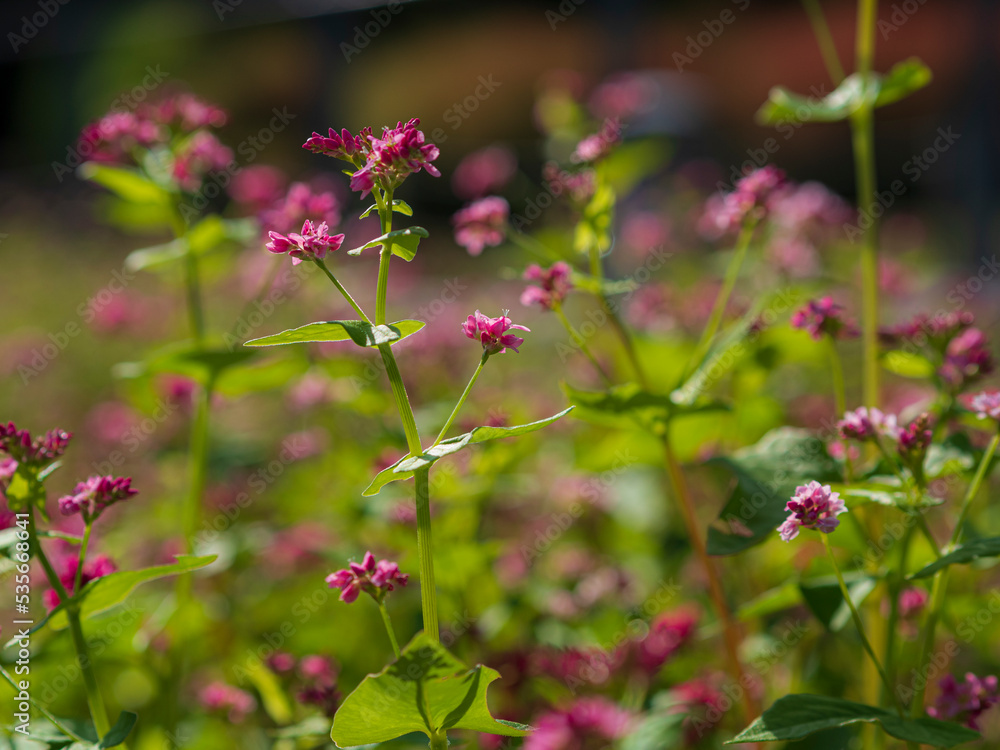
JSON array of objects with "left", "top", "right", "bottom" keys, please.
[
  {"left": 882, "top": 350, "right": 936, "bottom": 379},
  {"left": 347, "top": 226, "right": 428, "bottom": 261},
  {"left": 563, "top": 381, "right": 727, "bottom": 434},
  {"left": 924, "top": 434, "right": 976, "bottom": 478},
  {"left": 42, "top": 555, "right": 216, "bottom": 632},
  {"left": 79, "top": 163, "right": 171, "bottom": 205},
  {"left": 573, "top": 182, "right": 615, "bottom": 254},
  {"left": 706, "top": 428, "right": 841, "bottom": 555},
  {"left": 126, "top": 216, "right": 256, "bottom": 272},
  {"left": 799, "top": 574, "right": 877, "bottom": 631},
  {"left": 910, "top": 537, "right": 1000, "bottom": 580},
  {"left": 245, "top": 319, "right": 425, "bottom": 348},
  {"left": 757, "top": 58, "right": 932, "bottom": 125},
  {"left": 832, "top": 480, "right": 943, "bottom": 511},
  {"left": 727, "top": 694, "right": 979, "bottom": 747},
  {"left": 364, "top": 408, "right": 573, "bottom": 496},
  {"left": 737, "top": 582, "right": 801, "bottom": 621},
  {"left": 113, "top": 341, "right": 257, "bottom": 384},
  {"left": 99, "top": 712, "right": 137, "bottom": 748},
  {"left": 671, "top": 312, "right": 759, "bottom": 405},
  {"left": 359, "top": 199, "right": 413, "bottom": 219},
  {"left": 331, "top": 632, "right": 530, "bottom": 746}
]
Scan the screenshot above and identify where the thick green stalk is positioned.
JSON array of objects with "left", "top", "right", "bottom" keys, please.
[
  {"left": 822, "top": 534, "right": 903, "bottom": 716},
  {"left": 67, "top": 610, "right": 111, "bottom": 738},
  {"left": 183, "top": 376, "right": 214, "bottom": 556},
  {"left": 377, "top": 601, "right": 401, "bottom": 659},
  {"left": 683, "top": 220, "right": 755, "bottom": 381},
  {"left": 414, "top": 468, "right": 439, "bottom": 641},
  {"left": 434, "top": 352, "right": 488, "bottom": 446},
  {"left": 912, "top": 431, "right": 1000, "bottom": 715}
]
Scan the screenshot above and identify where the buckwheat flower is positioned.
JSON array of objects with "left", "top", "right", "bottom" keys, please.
[
  {"left": 928, "top": 673, "right": 999, "bottom": 730},
  {"left": 462, "top": 310, "right": 529, "bottom": 355},
  {"left": 898, "top": 586, "right": 929, "bottom": 619},
  {"left": 699, "top": 165, "right": 786, "bottom": 239},
  {"left": 572, "top": 117, "right": 622, "bottom": 163},
  {"left": 791, "top": 297, "right": 859, "bottom": 341},
  {"left": 303, "top": 127, "right": 367, "bottom": 162},
  {"left": 326, "top": 551, "right": 408, "bottom": 604},
  {"left": 260, "top": 181, "right": 341, "bottom": 234},
  {"left": 267, "top": 652, "right": 297, "bottom": 674},
  {"left": 897, "top": 413, "right": 932, "bottom": 465},
  {"left": 777, "top": 481, "right": 847, "bottom": 541},
  {"left": 838, "top": 407, "right": 897, "bottom": 442},
  {"left": 940, "top": 327, "right": 993, "bottom": 389},
  {"left": 630, "top": 607, "right": 699, "bottom": 675},
  {"left": 451, "top": 145, "right": 517, "bottom": 199},
  {"left": 295, "top": 655, "right": 340, "bottom": 717},
  {"left": 452, "top": 196, "right": 509, "bottom": 256},
  {"left": 0, "top": 422, "right": 71, "bottom": 468},
  {"left": 969, "top": 390, "right": 1000, "bottom": 421},
  {"left": 228, "top": 165, "right": 287, "bottom": 213},
  {"left": 198, "top": 682, "right": 257, "bottom": 724},
  {"left": 58, "top": 475, "right": 138, "bottom": 520},
  {"left": 266, "top": 220, "right": 344, "bottom": 265},
  {"left": 520, "top": 262, "right": 573, "bottom": 310},
  {"left": 524, "top": 697, "right": 634, "bottom": 750},
  {"left": 542, "top": 161, "right": 596, "bottom": 202},
  {"left": 171, "top": 131, "right": 233, "bottom": 191}
]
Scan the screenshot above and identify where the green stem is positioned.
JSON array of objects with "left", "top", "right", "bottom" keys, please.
[
  {"left": 67, "top": 609, "right": 111, "bottom": 738},
  {"left": 682, "top": 220, "right": 756, "bottom": 382},
  {"left": 851, "top": 0, "right": 880, "bottom": 411},
  {"left": 415, "top": 469, "right": 440, "bottom": 642},
  {"left": 910, "top": 431, "right": 1000, "bottom": 715},
  {"left": 429, "top": 729, "right": 449, "bottom": 750},
  {"left": 553, "top": 305, "right": 614, "bottom": 386},
  {"left": 802, "top": 0, "right": 847, "bottom": 83},
  {"left": 230, "top": 256, "right": 284, "bottom": 337},
  {"left": 822, "top": 533, "right": 903, "bottom": 716},
  {"left": 507, "top": 230, "right": 559, "bottom": 263},
  {"left": 74, "top": 521, "right": 94, "bottom": 596},
  {"left": 377, "top": 600, "right": 401, "bottom": 659},
  {"left": 882, "top": 522, "right": 915, "bottom": 706},
  {"left": 184, "top": 251, "right": 205, "bottom": 347},
  {"left": 183, "top": 376, "right": 214, "bottom": 555},
  {"left": 433, "top": 352, "right": 488, "bottom": 446},
  {"left": 29, "top": 505, "right": 70, "bottom": 606},
  {"left": 315, "top": 259, "right": 371, "bottom": 323},
  {"left": 827, "top": 340, "right": 854, "bottom": 481}
]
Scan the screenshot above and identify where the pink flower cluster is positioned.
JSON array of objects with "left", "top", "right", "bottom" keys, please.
[
  {"left": 198, "top": 681, "right": 257, "bottom": 724},
  {"left": 268, "top": 653, "right": 341, "bottom": 717},
  {"left": 452, "top": 196, "right": 509, "bottom": 256},
  {"left": 699, "top": 165, "right": 786, "bottom": 238},
  {"left": 881, "top": 312, "right": 993, "bottom": 391},
  {"left": 572, "top": 117, "right": 621, "bottom": 163},
  {"left": 521, "top": 262, "right": 573, "bottom": 311},
  {"left": 838, "top": 407, "right": 897, "bottom": 442},
  {"left": 791, "top": 297, "right": 859, "bottom": 341},
  {"left": 451, "top": 145, "right": 516, "bottom": 200},
  {"left": 266, "top": 220, "right": 345, "bottom": 265},
  {"left": 171, "top": 131, "right": 233, "bottom": 191},
  {"left": 44, "top": 554, "right": 116, "bottom": 610},
  {"left": 897, "top": 413, "right": 932, "bottom": 464},
  {"left": 628, "top": 607, "right": 699, "bottom": 675},
  {"left": 778, "top": 481, "right": 847, "bottom": 541},
  {"left": 969, "top": 390, "right": 1000, "bottom": 421},
  {"left": 303, "top": 118, "right": 440, "bottom": 197},
  {"left": 940, "top": 327, "right": 993, "bottom": 389},
  {"left": 524, "top": 697, "right": 634, "bottom": 750},
  {"left": 543, "top": 162, "right": 596, "bottom": 203},
  {"left": 326, "top": 551, "right": 409, "bottom": 604},
  {"left": 258, "top": 181, "right": 341, "bottom": 235},
  {"left": 462, "top": 311, "right": 529, "bottom": 355},
  {"left": 0, "top": 422, "right": 71, "bottom": 468},
  {"left": 928, "top": 673, "right": 999, "bottom": 730},
  {"left": 58, "top": 475, "right": 138, "bottom": 520}
]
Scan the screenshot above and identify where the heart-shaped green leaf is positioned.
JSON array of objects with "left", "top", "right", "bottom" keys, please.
[
  {"left": 364, "top": 407, "right": 573, "bottom": 496},
  {"left": 727, "top": 694, "right": 979, "bottom": 747},
  {"left": 706, "top": 428, "right": 841, "bottom": 555},
  {"left": 331, "top": 633, "right": 530, "bottom": 747},
  {"left": 910, "top": 537, "right": 1000, "bottom": 580},
  {"left": 79, "top": 163, "right": 171, "bottom": 205},
  {"left": 757, "top": 57, "right": 932, "bottom": 125},
  {"left": 245, "top": 319, "right": 424, "bottom": 348},
  {"left": 38, "top": 555, "right": 216, "bottom": 632},
  {"left": 347, "top": 226, "right": 429, "bottom": 261}
]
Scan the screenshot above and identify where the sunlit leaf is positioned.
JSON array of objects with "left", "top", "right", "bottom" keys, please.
[{"left": 245, "top": 319, "right": 425, "bottom": 348}]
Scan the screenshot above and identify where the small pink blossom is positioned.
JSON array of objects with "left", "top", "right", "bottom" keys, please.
[
  {"left": 572, "top": 118, "right": 621, "bottom": 163},
  {"left": 326, "top": 551, "right": 408, "bottom": 604},
  {"left": 58, "top": 476, "right": 138, "bottom": 520},
  {"left": 171, "top": 131, "right": 233, "bottom": 191},
  {"left": 940, "top": 327, "right": 993, "bottom": 389},
  {"left": 451, "top": 145, "right": 516, "bottom": 200},
  {"left": 524, "top": 697, "right": 634, "bottom": 750},
  {"left": 259, "top": 181, "right": 341, "bottom": 234},
  {"left": 968, "top": 390, "right": 1000, "bottom": 421},
  {"left": 266, "top": 220, "right": 344, "bottom": 265},
  {"left": 543, "top": 162, "right": 596, "bottom": 202},
  {"left": 628, "top": 607, "right": 699, "bottom": 674},
  {"left": 699, "top": 165, "right": 786, "bottom": 238},
  {"left": 898, "top": 586, "right": 929, "bottom": 619},
  {"left": 198, "top": 682, "right": 257, "bottom": 723},
  {"left": 0, "top": 422, "right": 71, "bottom": 467},
  {"left": 928, "top": 673, "right": 999, "bottom": 730},
  {"left": 838, "top": 407, "right": 898, "bottom": 442},
  {"left": 295, "top": 654, "right": 340, "bottom": 716},
  {"left": 791, "top": 297, "right": 859, "bottom": 340},
  {"left": 462, "top": 310, "right": 529, "bottom": 355},
  {"left": 521, "top": 262, "right": 573, "bottom": 310},
  {"left": 778, "top": 481, "right": 847, "bottom": 541},
  {"left": 452, "top": 196, "right": 509, "bottom": 256},
  {"left": 228, "top": 165, "right": 288, "bottom": 213}
]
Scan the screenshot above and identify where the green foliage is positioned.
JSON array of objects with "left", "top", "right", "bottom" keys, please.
[
  {"left": 78, "top": 163, "right": 171, "bottom": 205},
  {"left": 346, "top": 226, "right": 429, "bottom": 261},
  {"left": 756, "top": 57, "right": 932, "bottom": 124},
  {"left": 364, "top": 407, "right": 574, "bottom": 495},
  {"left": 245, "top": 319, "right": 425, "bottom": 348},
  {"left": 728, "top": 694, "right": 979, "bottom": 747},
  {"left": 573, "top": 182, "right": 615, "bottom": 254},
  {"left": 799, "top": 573, "right": 877, "bottom": 631},
  {"left": 562, "top": 381, "right": 727, "bottom": 435},
  {"left": 910, "top": 537, "right": 1000, "bottom": 580},
  {"left": 331, "top": 633, "right": 530, "bottom": 746}
]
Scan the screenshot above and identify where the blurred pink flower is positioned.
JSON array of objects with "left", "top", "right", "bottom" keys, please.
[
  {"left": 572, "top": 118, "right": 621, "bottom": 163},
  {"left": 524, "top": 697, "right": 634, "bottom": 750},
  {"left": 198, "top": 681, "right": 256, "bottom": 723},
  {"left": 259, "top": 180, "right": 340, "bottom": 234},
  {"left": 453, "top": 196, "right": 509, "bottom": 256},
  {"left": 229, "top": 165, "right": 287, "bottom": 213},
  {"left": 790, "top": 297, "right": 859, "bottom": 341},
  {"left": 44, "top": 554, "right": 116, "bottom": 610},
  {"left": 969, "top": 390, "right": 1000, "bottom": 421},
  {"left": 521, "top": 262, "right": 572, "bottom": 310},
  {"left": 452, "top": 145, "right": 516, "bottom": 200},
  {"left": 928, "top": 673, "right": 999, "bottom": 730}
]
